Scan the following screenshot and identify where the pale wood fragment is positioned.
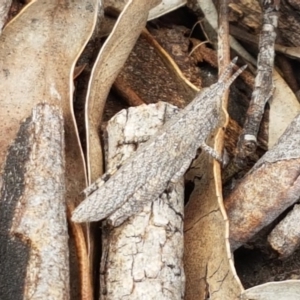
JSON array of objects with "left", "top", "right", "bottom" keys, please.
[
  {"left": 0, "top": 103, "right": 69, "bottom": 299},
  {"left": 100, "top": 102, "right": 185, "bottom": 300},
  {"left": 268, "top": 204, "right": 300, "bottom": 258}
]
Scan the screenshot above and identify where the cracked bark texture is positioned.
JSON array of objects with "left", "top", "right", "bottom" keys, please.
[
  {"left": 0, "top": 103, "right": 69, "bottom": 299},
  {"left": 100, "top": 102, "right": 185, "bottom": 300}
]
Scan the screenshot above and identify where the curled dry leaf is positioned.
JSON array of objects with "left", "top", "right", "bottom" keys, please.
[
  {"left": 100, "top": 102, "right": 184, "bottom": 299},
  {"left": 85, "top": 0, "right": 161, "bottom": 183},
  {"left": 184, "top": 151, "right": 244, "bottom": 300},
  {"left": 148, "top": 0, "right": 186, "bottom": 20},
  {"left": 104, "top": 0, "right": 186, "bottom": 21},
  {"left": 0, "top": 0, "right": 97, "bottom": 298},
  {"left": 241, "top": 280, "right": 300, "bottom": 300},
  {"left": 225, "top": 112, "right": 300, "bottom": 250}
]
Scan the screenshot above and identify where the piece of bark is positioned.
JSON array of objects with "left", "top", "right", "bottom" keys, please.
[
  {"left": 100, "top": 102, "right": 185, "bottom": 299},
  {"left": 148, "top": 25, "right": 202, "bottom": 88},
  {"left": 0, "top": 2, "right": 98, "bottom": 298},
  {"left": 0, "top": 103, "right": 69, "bottom": 299},
  {"left": 225, "top": 112, "right": 300, "bottom": 250},
  {"left": 268, "top": 204, "right": 300, "bottom": 258}
]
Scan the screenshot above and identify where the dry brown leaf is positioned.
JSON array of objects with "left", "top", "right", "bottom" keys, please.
[
  {"left": 183, "top": 3, "right": 244, "bottom": 299},
  {"left": 0, "top": 1, "right": 97, "bottom": 298},
  {"left": 184, "top": 153, "right": 243, "bottom": 300},
  {"left": 148, "top": 26, "right": 202, "bottom": 88},
  {"left": 116, "top": 28, "right": 198, "bottom": 109},
  {"left": 85, "top": 0, "right": 161, "bottom": 183}
]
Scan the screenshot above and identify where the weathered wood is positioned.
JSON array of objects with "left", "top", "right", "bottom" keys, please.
[
  {"left": 0, "top": 103, "right": 69, "bottom": 299},
  {"left": 100, "top": 102, "right": 185, "bottom": 299},
  {"left": 268, "top": 204, "right": 300, "bottom": 258},
  {"left": 0, "top": 1, "right": 98, "bottom": 298}
]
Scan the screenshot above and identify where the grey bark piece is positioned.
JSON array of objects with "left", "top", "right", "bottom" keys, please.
[
  {"left": 0, "top": 0, "right": 11, "bottom": 32},
  {"left": 100, "top": 102, "right": 185, "bottom": 299},
  {"left": 236, "top": 1, "right": 278, "bottom": 159},
  {"left": 0, "top": 103, "right": 69, "bottom": 299},
  {"left": 268, "top": 204, "right": 300, "bottom": 258},
  {"left": 72, "top": 59, "right": 246, "bottom": 224}
]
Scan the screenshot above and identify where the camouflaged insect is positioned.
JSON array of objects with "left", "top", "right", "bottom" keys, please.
[{"left": 72, "top": 58, "right": 246, "bottom": 226}]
